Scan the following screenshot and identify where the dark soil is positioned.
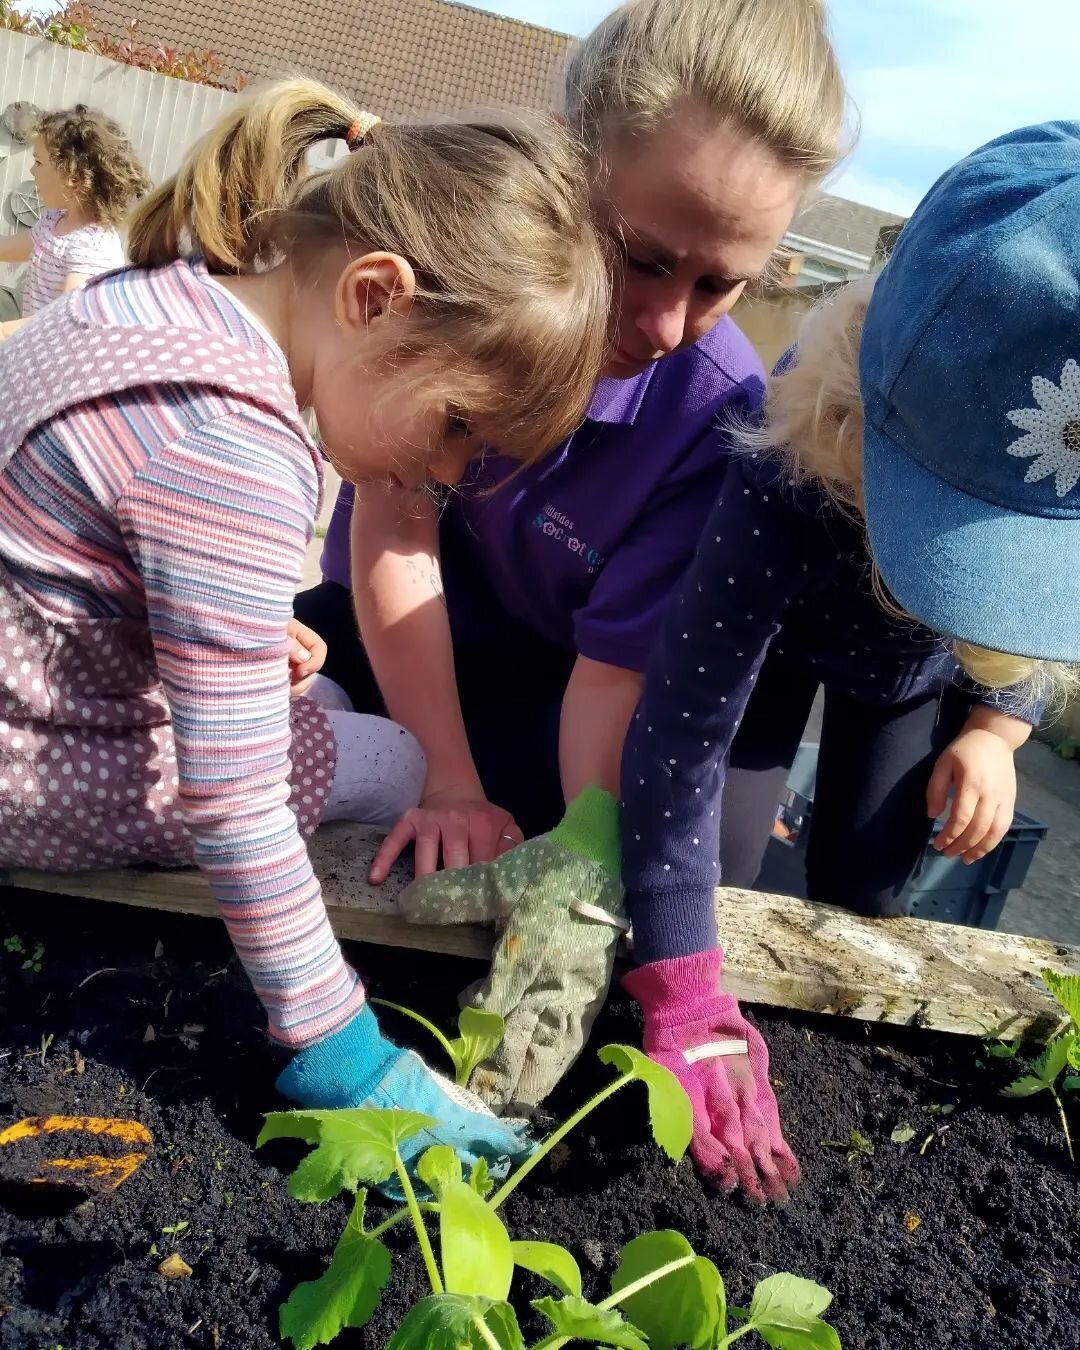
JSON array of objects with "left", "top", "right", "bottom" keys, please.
[{"left": 0, "top": 889, "right": 1077, "bottom": 1350}]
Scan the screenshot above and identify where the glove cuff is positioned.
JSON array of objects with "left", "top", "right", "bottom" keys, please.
[
  {"left": 275, "top": 1003, "right": 403, "bottom": 1109},
  {"left": 622, "top": 948, "right": 727, "bottom": 1026},
  {"left": 549, "top": 786, "right": 620, "bottom": 876}
]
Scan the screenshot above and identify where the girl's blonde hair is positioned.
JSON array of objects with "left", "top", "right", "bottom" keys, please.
[
  {"left": 745, "top": 277, "right": 1079, "bottom": 711},
  {"left": 127, "top": 79, "right": 611, "bottom": 463},
  {"left": 37, "top": 106, "right": 151, "bottom": 226},
  {"left": 565, "top": 0, "right": 848, "bottom": 181}
]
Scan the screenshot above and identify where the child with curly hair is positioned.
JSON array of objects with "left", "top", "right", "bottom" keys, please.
[{"left": 0, "top": 105, "right": 150, "bottom": 326}]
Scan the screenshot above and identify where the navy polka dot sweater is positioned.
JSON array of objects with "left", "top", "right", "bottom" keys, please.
[{"left": 620, "top": 446, "right": 1039, "bottom": 965}]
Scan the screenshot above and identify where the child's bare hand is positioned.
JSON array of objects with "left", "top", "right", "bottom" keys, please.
[
  {"left": 926, "top": 728, "right": 1017, "bottom": 863},
  {"left": 287, "top": 618, "right": 327, "bottom": 698}
]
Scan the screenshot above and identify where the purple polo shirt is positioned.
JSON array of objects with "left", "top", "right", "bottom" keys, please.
[{"left": 319, "top": 316, "right": 764, "bottom": 672}]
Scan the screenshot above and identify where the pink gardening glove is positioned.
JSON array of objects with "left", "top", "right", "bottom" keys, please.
[{"left": 622, "top": 947, "right": 800, "bottom": 1204}]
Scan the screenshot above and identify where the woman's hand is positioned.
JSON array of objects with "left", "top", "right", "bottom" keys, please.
[
  {"left": 927, "top": 723, "right": 1020, "bottom": 863},
  {"left": 369, "top": 783, "right": 524, "bottom": 882},
  {"left": 287, "top": 617, "right": 327, "bottom": 698}
]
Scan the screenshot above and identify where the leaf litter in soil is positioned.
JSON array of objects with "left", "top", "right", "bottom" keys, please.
[{"left": 0, "top": 890, "right": 1077, "bottom": 1349}]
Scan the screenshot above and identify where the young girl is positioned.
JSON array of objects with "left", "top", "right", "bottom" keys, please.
[
  {"left": 617, "top": 122, "right": 1079, "bottom": 1204},
  {"left": 0, "top": 78, "right": 610, "bottom": 1173},
  {"left": 0, "top": 106, "right": 149, "bottom": 326}
]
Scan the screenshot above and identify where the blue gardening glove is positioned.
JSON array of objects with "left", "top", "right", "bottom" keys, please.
[
  {"left": 399, "top": 787, "right": 626, "bottom": 1116},
  {"left": 276, "top": 1004, "right": 532, "bottom": 1190}
]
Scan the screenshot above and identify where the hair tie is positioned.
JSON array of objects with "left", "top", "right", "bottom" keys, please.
[{"left": 345, "top": 112, "right": 381, "bottom": 150}]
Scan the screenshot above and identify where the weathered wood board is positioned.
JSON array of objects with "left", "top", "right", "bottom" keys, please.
[{"left": 1, "top": 822, "right": 1076, "bottom": 1041}]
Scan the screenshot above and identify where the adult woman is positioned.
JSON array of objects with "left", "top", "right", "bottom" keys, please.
[{"left": 296, "top": 0, "right": 848, "bottom": 879}]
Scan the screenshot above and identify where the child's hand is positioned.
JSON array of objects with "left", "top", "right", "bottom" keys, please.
[
  {"left": 926, "top": 727, "right": 1018, "bottom": 863},
  {"left": 287, "top": 618, "right": 327, "bottom": 698}
]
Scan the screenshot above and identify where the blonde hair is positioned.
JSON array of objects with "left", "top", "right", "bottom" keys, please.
[
  {"left": 742, "top": 277, "right": 1079, "bottom": 711},
  {"left": 565, "top": 0, "right": 848, "bottom": 181},
  {"left": 127, "top": 79, "right": 611, "bottom": 463},
  {"left": 37, "top": 105, "right": 151, "bottom": 226}
]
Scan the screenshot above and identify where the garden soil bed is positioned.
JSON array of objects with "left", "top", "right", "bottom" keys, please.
[{"left": 0, "top": 888, "right": 1077, "bottom": 1350}]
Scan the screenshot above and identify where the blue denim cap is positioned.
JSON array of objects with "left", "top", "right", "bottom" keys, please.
[{"left": 860, "top": 122, "right": 1080, "bottom": 661}]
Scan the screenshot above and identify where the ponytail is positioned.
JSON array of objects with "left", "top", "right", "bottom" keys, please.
[
  {"left": 128, "top": 77, "right": 611, "bottom": 467},
  {"left": 127, "top": 79, "right": 363, "bottom": 272}
]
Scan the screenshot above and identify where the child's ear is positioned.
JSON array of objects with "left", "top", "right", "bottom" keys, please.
[{"left": 335, "top": 252, "right": 417, "bottom": 334}]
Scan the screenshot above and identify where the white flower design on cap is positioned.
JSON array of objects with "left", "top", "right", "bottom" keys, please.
[{"left": 1005, "top": 358, "right": 1080, "bottom": 498}]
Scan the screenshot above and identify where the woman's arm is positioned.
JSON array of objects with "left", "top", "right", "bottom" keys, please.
[
  {"left": 559, "top": 654, "right": 643, "bottom": 800},
  {"left": 352, "top": 484, "right": 522, "bottom": 880}
]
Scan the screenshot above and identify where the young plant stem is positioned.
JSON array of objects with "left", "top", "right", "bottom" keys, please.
[
  {"left": 470, "top": 1313, "right": 504, "bottom": 1350},
  {"left": 371, "top": 997, "right": 457, "bottom": 1070},
  {"left": 1051, "top": 1086, "right": 1075, "bottom": 1163},
  {"left": 488, "top": 1076, "right": 629, "bottom": 1212},
  {"left": 393, "top": 1155, "right": 443, "bottom": 1296},
  {"left": 717, "top": 1326, "right": 755, "bottom": 1347},
  {"left": 367, "top": 1202, "right": 438, "bottom": 1240}
]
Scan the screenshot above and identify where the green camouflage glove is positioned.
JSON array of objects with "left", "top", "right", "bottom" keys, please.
[{"left": 398, "top": 787, "right": 626, "bottom": 1116}]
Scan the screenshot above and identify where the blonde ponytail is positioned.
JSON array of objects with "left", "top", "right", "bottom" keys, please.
[
  {"left": 129, "top": 78, "right": 611, "bottom": 465},
  {"left": 953, "top": 643, "right": 1079, "bottom": 714},
  {"left": 128, "top": 79, "right": 361, "bottom": 271}
]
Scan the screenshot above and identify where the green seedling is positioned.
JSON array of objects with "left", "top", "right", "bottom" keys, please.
[
  {"left": 260, "top": 1042, "right": 841, "bottom": 1349},
  {"left": 821, "top": 1129, "right": 874, "bottom": 1162},
  {"left": 161, "top": 1221, "right": 190, "bottom": 1236},
  {"left": 1000, "top": 968, "right": 1080, "bottom": 1162},
  {"left": 371, "top": 999, "right": 505, "bottom": 1089},
  {"left": 890, "top": 1123, "right": 916, "bottom": 1145}
]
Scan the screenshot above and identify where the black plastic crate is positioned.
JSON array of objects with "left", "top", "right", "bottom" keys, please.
[{"left": 765, "top": 742, "right": 1048, "bottom": 930}]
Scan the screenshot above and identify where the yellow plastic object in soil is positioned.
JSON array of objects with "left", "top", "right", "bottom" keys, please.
[{"left": 0, "top": 1114, "right": 152, "bottom": 1193}]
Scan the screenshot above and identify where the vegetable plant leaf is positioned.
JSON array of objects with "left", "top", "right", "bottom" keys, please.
[
  {"left": 1068, "top": 1038, "right": 1080, "bottom": 1073},
  {"left": 440, "top": 1180, "right": 514, "bottom": 1301},
  {"left": 279, "top": 1193, "right": 391, "bottom": 1350},
  {"left": 985, "top": 1040, "right": 1021, "bottom": 1059},
  {"left": 744, "top": 1273, "right": 841, "bottom": 1350},
  {"left": 1041, "top": 969, "right": 1080, "bottom": 1026},
  {"left": 448, "top": 1007, "right": 506, "bottom": 1087},
  {"left": 1063, "top": 1076, "right": 1080, "bottom": 1093},
  {"left": 258, "top": 1109, "right": 437, "bottom": 1201},
  {"left": 609, "top": 1230, "right": 722, "bottom": 1350},
  {"left": 417, "top": 1145, "right": 462, "bottom": 1199},
  {"left": 510, "top": 1240, "right": 582, "bottom": 1298},
  {"left": 533, "top": 1295, "right": 649, "bottom": 1349},
  {"left": 890, "top": 1123, "right": 916, "bottom": 1144},
  {"left": 386, "top": 1294, "right": 524, "bottom": 1350},
  {"left": 1001, "top": 1074, "right": 1047, "bottom": 1099},
  {"left": 468, "top": 1156, "right": 494, "bottom": 1199},
  {"left": 1033, "top": 1035, "right": 1072, "bottom": 1086},
  {"left": 597, "top": 1044, "right": 693, "bottom": 1161}
]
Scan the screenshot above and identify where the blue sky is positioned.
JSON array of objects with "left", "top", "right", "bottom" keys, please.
[{"left": 468, "top": 0, "right": 1078, "bottom": 215}]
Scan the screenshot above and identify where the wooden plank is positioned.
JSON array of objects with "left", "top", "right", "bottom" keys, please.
[{"left": 1, "top": 822, "right": 1076, "bottom": 1041}]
